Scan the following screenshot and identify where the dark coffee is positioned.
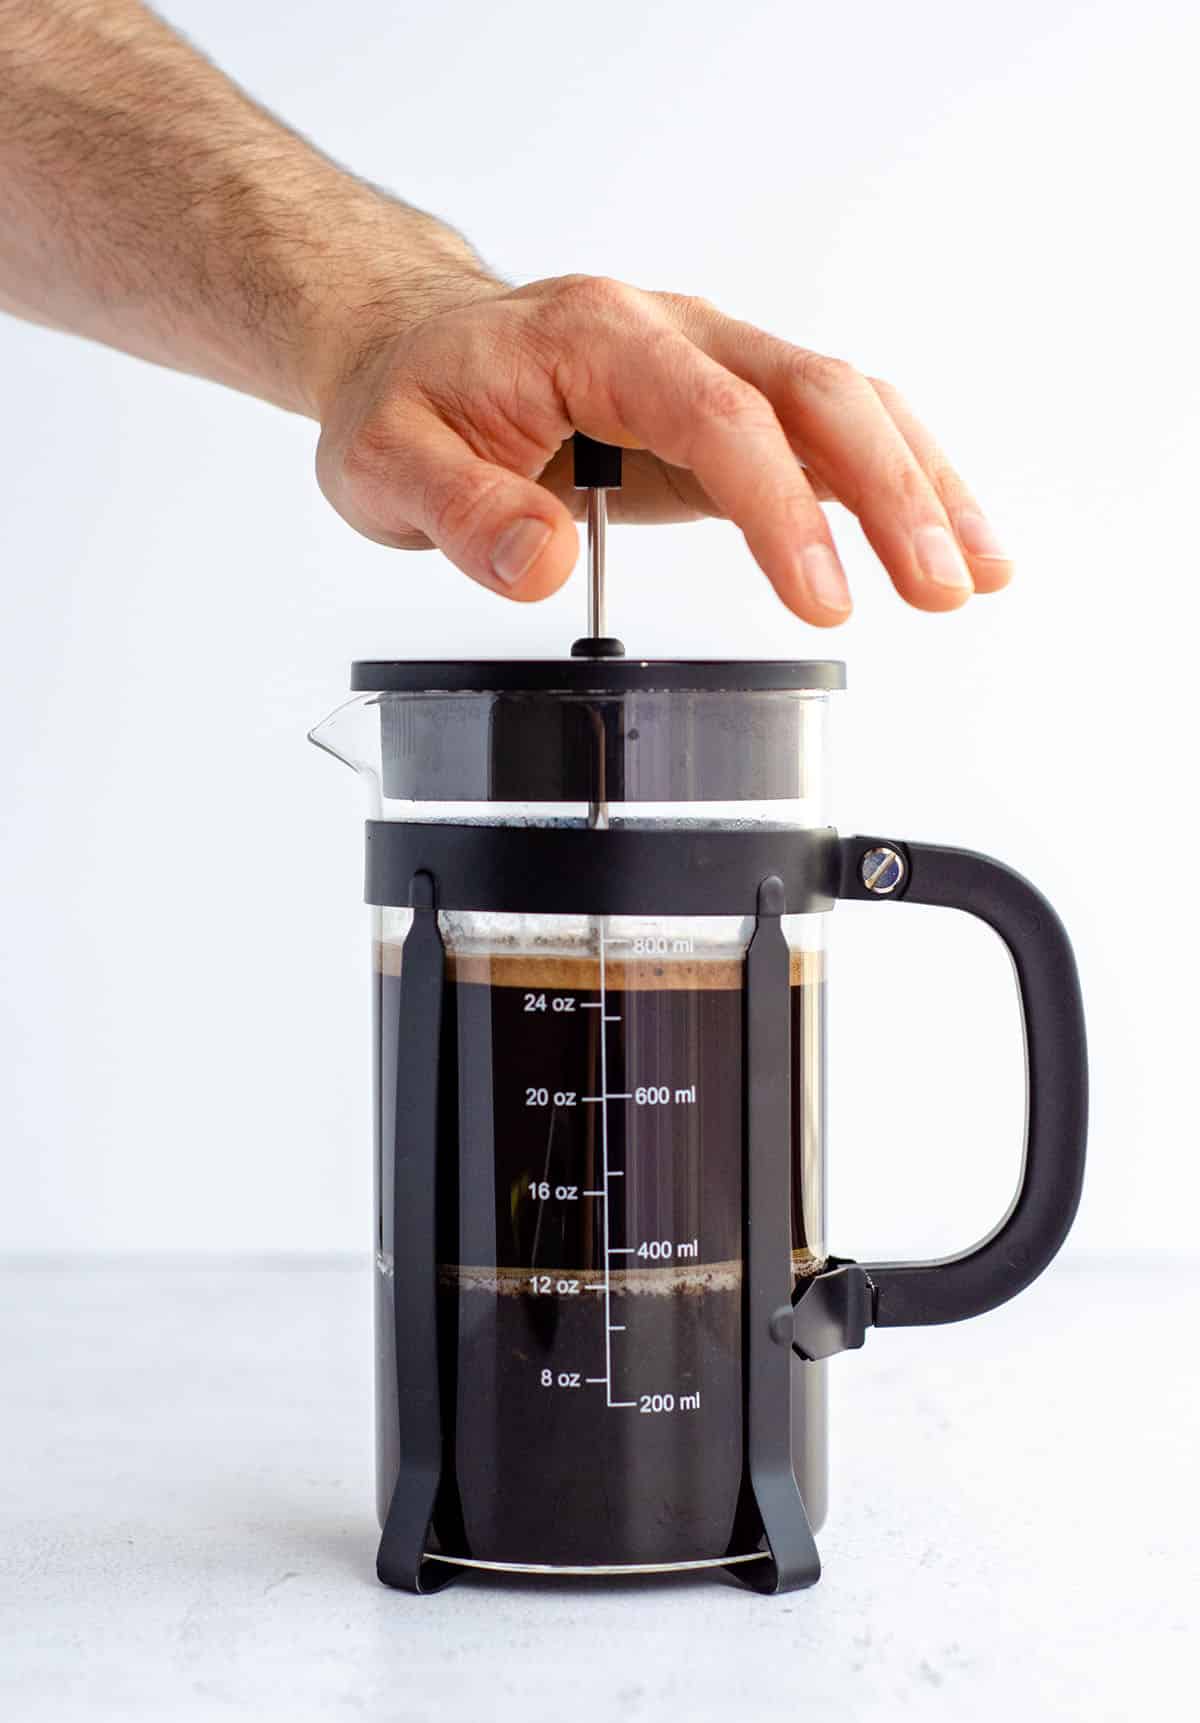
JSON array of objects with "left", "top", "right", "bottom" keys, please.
[{"left": 374, "top": 941, "right": 826, "bottom": 1570}]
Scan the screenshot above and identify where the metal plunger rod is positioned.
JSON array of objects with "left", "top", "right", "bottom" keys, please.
[
  {"left": 586, "top": 488, "right": 608, "bottom": 639},
  {"left": 571, "top": 433, "right": 624, "bottom": 660}
]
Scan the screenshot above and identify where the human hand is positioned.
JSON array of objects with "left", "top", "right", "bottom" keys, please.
[{"left": 313, "top": 274, "right": 1012, "bottom": 624}]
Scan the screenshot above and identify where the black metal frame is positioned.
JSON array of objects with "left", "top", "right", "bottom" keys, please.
[{"left": 369, "top": 823, "right": 1088, "bottom": 1594}]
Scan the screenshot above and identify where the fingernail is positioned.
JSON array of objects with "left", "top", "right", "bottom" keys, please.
[
  {"left": 491, "top": 517, "right": 551, "bottom": 586},
  {"left": 913, "top": 523, "right": 973, "bottom": 592},
  {"left": 801, "top": 543, "right": 852, "bottom": 614},
  {"left": 955, "top": 509, "right": 1011, "bottom": 561}
]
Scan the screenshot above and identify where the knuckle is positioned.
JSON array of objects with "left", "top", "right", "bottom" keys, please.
[
  {"left": 787, "top": 349, "right": 857, "bottom": 398},
  {"left": 666, "top": 290, "right": 718, "bottom": 322},
  {"left": 896, "top": 458, "right": 936, "bottom": 509},
  {"left": 372, "top": 525, "right": 433, "bottom": 552},
  {"left": 927, "top": 456, "right": 965, "bottom": 500},
  {"left": 342, "top": 416, "right": 402, "bottom": 491},
  {"left": 549, "top": 271, "right": 592, "bottom": 305},
  {"left": 694, "top": 371, "right": 765, "bottom": 428},
  {"left": 554, "top": 273, "right": 637, "bottom": 319},
  {"left": 427, "top": 465, "right": 506, "bottom": 545},
  {"left": 395, "top": 529, "right": 434, "bottom": 551},
  {"left": 778, "top": 486, "right": 822, "bottom": 535}
]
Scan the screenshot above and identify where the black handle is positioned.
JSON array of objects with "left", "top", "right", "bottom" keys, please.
[
  {"left": 794, "top": 836, "right": 1087, "bottom": 1350},
  {"left": 572, "top": 432, "right": 623, "bottom": 490}
]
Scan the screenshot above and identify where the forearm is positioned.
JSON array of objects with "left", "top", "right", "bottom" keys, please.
[{"left": 0, "top": 0, "right": 496, "bottom": 415}]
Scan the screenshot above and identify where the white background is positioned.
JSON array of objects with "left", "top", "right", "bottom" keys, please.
[{"left": 1, "top": 0, "right": 1197, "bottom": 1259}]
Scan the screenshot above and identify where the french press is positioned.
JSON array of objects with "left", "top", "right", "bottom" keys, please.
[{"left": 311, "top": 438, "right": 1088, "bottom": 1594}]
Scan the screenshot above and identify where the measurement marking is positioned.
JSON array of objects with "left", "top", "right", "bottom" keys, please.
[
  {"left": 608, "top": 1247, "right": 635, "bottom": 1255},
  {"left": 579, "top": 1002, "right": 604, "bottom": 1009},
  {"left": 608, "top": 1325, "right": 626, "bottom": 1332},
  {"left": 606, "top": 1169, "right": 624, "bottom": 1178},
  {"left": 586, "top": 1285, "right": 606, "bottom": 1293},
  {"left": 582, "top": 1188, "right": 604, "bottom": 1196},
  {"left": 581, "top": 1096, "right": 604, "bottom": 1104},
  {"left": 610, "top": 1401, "right": 637, "bottom": 1409},
  {"left": 599, "top": 921, "right": 615, "bottom": 1407},
  {"left": 607, "top": 1092, "right": 633, "bottom": 1100},
  {"left": 604, "top": 1014, "right": 621, "bottom": 1022},
  {"left": 585, "top": 1377, "right": 607, "bottom": 1383}
]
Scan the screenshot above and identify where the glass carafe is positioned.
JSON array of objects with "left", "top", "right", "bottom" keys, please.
[
  {"left": 379, "top": 904, "right": 826, "bottom": 1573},
  {"left": 312, "top": 658, "right": 1087, "bottom": 1594}
]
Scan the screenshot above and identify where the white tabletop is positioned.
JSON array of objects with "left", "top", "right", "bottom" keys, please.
[{"left": 2, "top": 1256, "right": 1195, "bottom": 1722}]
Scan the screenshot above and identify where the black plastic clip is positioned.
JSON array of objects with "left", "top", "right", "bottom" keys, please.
[{"left": 781, "top": 1260, "right": 875, "bottom": 1363}]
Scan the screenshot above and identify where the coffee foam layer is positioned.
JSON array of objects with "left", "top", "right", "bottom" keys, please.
[{"left": 376, "top": 943, "right": 824, "bottom": 989}]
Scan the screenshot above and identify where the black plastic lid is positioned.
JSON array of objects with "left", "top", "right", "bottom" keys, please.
[{"left": 350, "top": 659, "right": 846, "bottom": 695}]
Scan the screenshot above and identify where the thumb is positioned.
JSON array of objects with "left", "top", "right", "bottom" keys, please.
[{"left": 337, "top": 411, "right": 578, "bottom": 601}]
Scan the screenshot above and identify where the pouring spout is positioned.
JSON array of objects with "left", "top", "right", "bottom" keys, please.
[{"left": 308, "top": 694, "right": 382, "bottom": 785}]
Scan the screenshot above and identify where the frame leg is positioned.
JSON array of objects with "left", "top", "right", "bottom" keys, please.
[
  {"left": 376, "top": 871, "right": 458, "bottom": 1593},
  {"left": 730, "top": 875, "right": 822, "bottom": 1593}
]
